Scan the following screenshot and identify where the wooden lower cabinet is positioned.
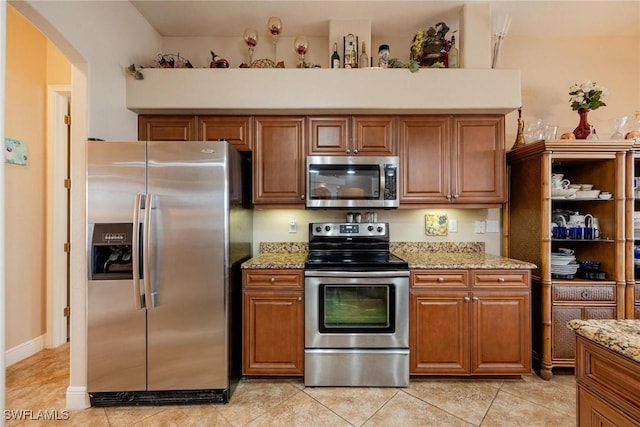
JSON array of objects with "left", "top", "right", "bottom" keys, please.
[
  {"left": 410, "top": 269, "right": 531, "bottom": 375},
  {"left": 242, "top": 269, "right": 304, "bottom": 376},
  {"left": 575, "top": 335, "right": 640, "bottom": 426}
]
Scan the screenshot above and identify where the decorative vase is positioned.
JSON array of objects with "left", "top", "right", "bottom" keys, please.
[{"left": 573, "top": 109, "right": 593, "bottom": 140}]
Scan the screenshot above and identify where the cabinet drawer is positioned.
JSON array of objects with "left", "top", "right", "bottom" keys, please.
[
  {"left": 411, "top": 270, "right": 468, "bottom": 289},
  {"left": 472, "top": 270, "right": 530, "bottom": 289},
  {"left": 552, "top": 285, "right": 616, "bottom": 303},
  {"left": 243, "top": 270, "right": 304, "bottom": 290},
  {"left": 635, "top": 284, "right": 640, "bottom": 303},
  {"left": 576, "top": 337, "right": 640, "bottom": 419}
]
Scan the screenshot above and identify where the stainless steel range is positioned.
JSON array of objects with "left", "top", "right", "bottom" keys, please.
[{"left": 304, "top": 222, "right": 409, "bottom": 387}]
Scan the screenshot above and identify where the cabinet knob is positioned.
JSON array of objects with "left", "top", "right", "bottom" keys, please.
[
  {"left": 353, "top": 149, "right": 358, "bottom": 154},
  {"left": 446, "top": 194, "right": 452, "bottom": 200},
  {"left": 437, "top": 277, "right": 445, "bottom": 283},
  {"left": 453, "top": 194, "right": 460, "bottom": 199},
  {"left": 270, "top": 277, "right": 276, "bottom": 283},
  {"left": 346, "top": 149, "right": 351, "bottom": 153},
  {"left": 580, "top": 290, "right": 589, "bottom": 299},
  {"left": 472, "top": 296, "right": 479, "bottom": 301},
  {"left": 498, "top": 277, "right": 505, "bottom": 283},
  {"left": 464, "top": 296, "right": 470, "bottom": 302},
  {"left": 297, "top": 296, "right": 302, "bottom": 301},
  {"left": 300, "top": 195, "right": 305, "bottom": 200}
]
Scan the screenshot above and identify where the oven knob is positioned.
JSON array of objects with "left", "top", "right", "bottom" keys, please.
[
  {"left": 377, "top": 226, "right": 384, "bottom": 233},
  {"left": 315, "top": 226, "right": 322, "bottom": 233},
  {"left": 368, "top": 225, "right": 374, "bottom": 232},
  {"left": 325, "top": 225, "right": 331, "bottom": 232}
]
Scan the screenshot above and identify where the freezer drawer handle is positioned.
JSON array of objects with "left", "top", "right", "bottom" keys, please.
[{"left": 132, "top": 193, "right": 144, "bottom": 310}]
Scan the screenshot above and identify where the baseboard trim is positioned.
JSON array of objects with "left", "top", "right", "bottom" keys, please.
[
  {"left": 66, "top": 386, "right": 91, "bottom": 409},
  {"left": 5, "top": 335, "right": 45, "bottom": 367}
]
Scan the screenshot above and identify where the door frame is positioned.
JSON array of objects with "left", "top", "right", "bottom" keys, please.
[{"left": 46, "top": 84, "right": 71, "bottom": 348}]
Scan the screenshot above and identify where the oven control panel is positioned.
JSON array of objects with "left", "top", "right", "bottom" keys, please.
[{"left": 310, "top": 222, "right": 387, "bottom": 237}]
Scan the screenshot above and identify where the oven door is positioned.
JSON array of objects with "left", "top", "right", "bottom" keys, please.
[{"left": 305, "top": 270, "right": 409, "bottom": 349}]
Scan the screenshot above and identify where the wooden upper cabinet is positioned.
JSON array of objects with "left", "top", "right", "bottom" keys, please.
[
  {"left": 307, "top": 115, "right": 396, "bottom": 155},
  {"left": 352, "top": 116, "right": 396, "bottom": 155},
  {"left": 399, "top": 116, "right": 451, "bottom": 203},
  {"left": 399, "top": 115, "right": 505, "bottom": 205},
  {"left": 452, "top": 115, "right": 506, "bottom": 203},
  {"left": 198, "top": 116, "right": 252, "bottom": 151},
  {"left": 138, "top": 115, "right": 197, "bottom": 141},
  {"left": 307, "top": 116, "right": 350, "bottom": 154},
  {"left": 253, "top": 116, "right": 306, "bottom": 206}
]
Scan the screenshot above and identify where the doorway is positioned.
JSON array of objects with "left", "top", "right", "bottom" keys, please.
[{"left": 46, "top": 85, "right": 71, "bottom": 348}]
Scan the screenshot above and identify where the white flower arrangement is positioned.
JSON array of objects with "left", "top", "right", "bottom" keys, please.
[{"left": 569, "top": 80, "right": 608, "bottom": 111}]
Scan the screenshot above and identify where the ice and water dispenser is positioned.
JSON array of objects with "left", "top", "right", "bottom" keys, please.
[{"left": 90, "top": 223, "right": 135, "bottom": 280}]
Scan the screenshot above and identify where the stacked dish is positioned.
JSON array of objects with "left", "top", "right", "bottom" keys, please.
[{"left": 551, "top": 252, "right": 579, "bottom": 279}]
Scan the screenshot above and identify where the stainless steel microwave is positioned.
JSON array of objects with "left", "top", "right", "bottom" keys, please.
[{"left": 306, "top": 156, "right": 399, "bottom": 209}]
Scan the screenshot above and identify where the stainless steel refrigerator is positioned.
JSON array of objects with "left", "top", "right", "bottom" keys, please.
[{"left": 86, "top": 140, "right": 252, "bottom": 406}]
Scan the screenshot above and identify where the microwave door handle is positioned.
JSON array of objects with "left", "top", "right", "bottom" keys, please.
[
  {"left": 131, "top": 193, "right": 144, "bottom": 310},
  {"left": 380, "top": 164, "right": 386, "bottom": 200},
  {"left": 142, "top": 193, "right": 156, "bottom": 309}
]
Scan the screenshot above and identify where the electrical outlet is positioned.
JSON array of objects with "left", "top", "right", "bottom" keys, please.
[
  {"left": 288, "top": 220, "right": 297, "bottom": 233},
  {"left": 474, "top": 220, "right": 486, "bottom": 234},
  {"left": 449, "top": 219, "right": 458, "bottom": 233},
  {"left": 486, "top": 220, "right": 500, "bottom": 233}
]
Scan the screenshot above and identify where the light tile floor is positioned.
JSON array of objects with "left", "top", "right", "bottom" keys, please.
[{"left": 6, "top": 344, "right": 576, "bottom": 426}]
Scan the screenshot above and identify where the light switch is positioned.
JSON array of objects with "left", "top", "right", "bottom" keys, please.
[
  {"left": 449, "top": 219, "right": 458, "bottom": 233},
  {"left": 474, "top": 220, "right": 486, "bottom": 234},
  {"left": 289, "top": 220, "right": 297, "bottom": 233},
  {"left": 486, "top": 220, "right": 500, "bottom": 233}
]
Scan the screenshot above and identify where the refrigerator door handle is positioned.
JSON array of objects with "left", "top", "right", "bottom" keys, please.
[
  {"left": 132, "top": 193, "right": 144, "bottom": 310},
  {"left": 143, "top": 193, "right": 156, "bottom": 309}
]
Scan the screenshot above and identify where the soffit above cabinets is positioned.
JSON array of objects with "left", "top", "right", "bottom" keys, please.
[{"left": 126, "top": 68, "right": 521, "bottom": 115}]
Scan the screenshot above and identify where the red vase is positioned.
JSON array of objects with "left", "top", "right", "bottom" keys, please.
[{"left": 573, "top": 109, "right": 592, "bottom": 139}]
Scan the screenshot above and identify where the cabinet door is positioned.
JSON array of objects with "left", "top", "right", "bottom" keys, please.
[
  {"left": 399, "top": 116, "right": 451, "bottom": 203},
  {"left": 552, "top": 305, "right": 617, "bottom": 361},
  {"left": 352, "top": 116, "right": 397, "bottom": 155},
  {"left": 253, "top": 117, "right": 306, "bottom": 205},
  {"left": 452, "top": 116, "right": 505, "bottom": 203},
  {"left": 198, "top": 116, "right": 252, "bottom": 151},
  {"left": 471, "top": 291, "right": 531, "bottom": 374},
  {"left": 578, "top": 387, "right": 639, "bottom": 427},
  {"left": 243, "top": 291, "right": 304, "bottom": 375},
  {"left": 410, "top": 291, "right": 469, "bottom": 374},
  {"left": 307, "top": 116, "right": 350, "bottom": 154},
  {"left": 138, "top": 115, "right": 197, "bottom": 141}
]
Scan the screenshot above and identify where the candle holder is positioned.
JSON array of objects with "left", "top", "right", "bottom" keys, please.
[
  {"left": 243, "top": 28, "right": 258, "bottom": 66},
  {"left": 267, "top": 16, "right": 282, "bottom": 63}
]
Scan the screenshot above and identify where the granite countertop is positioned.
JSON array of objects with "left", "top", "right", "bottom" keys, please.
[
  {"left": 241, "top": 242, "right": 308, "bottom": 269},
  {"left": 395, "top": 251, "right": 536, "bottom": 270},
  {"left": 241, "top": 242, "right": 537, "bottom": 270},
  {"left": 567, "top": 319, "right": 640, "bottom": 363}
]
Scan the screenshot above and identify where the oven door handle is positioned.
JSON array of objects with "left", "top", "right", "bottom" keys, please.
[{"left": 304, "top": 270, "right": 409, "bottom": 278}]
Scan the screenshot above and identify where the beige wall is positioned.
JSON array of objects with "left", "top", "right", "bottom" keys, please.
[
  {"left": 501, "top": 34, "right": 640, "bottom": 146},
  {"left": 5, "top": 6, "right": 70, "bottom": 350}
]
